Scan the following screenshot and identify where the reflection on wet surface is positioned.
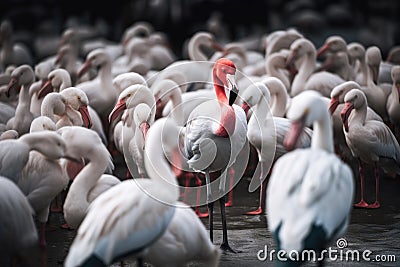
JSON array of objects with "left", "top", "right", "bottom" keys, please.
[{"left": 8, "top": 161, "right": 400, "bottom": 266}]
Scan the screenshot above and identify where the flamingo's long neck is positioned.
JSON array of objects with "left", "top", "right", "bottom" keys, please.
[
  {"left": 15, "top": 85, "right": 31, "bottom": 117},
  {"left": 59, "top": 73, "right": 72, "bottom": 91},
  {"left": 14, "top": 84, "right": 33, "bottom": 132},
  {"left": 144, "top": 121, "right": 179, "bottom": 204},
  {"left": 269, "top": 86, "right": 287, "bottom": 117},
  {"left": 358, "top": 57, "right": 368, "bottom": 85},
  {"left": 99, "top": 61, "right": 113, "bottom": 86},
  {"left": 188, "top": 37, "right": 208, "bottom": 61},
  {"left": 266, "top": 57, "right": 291, "bottom": 91},
  {"left": 349, "top": 101, "right": 367, "bottom": 127},
  {"left": 64, "top": 146, "right": 110, "bottom": 225},
  {"left": 169, "top": 87, "right": 184, "bottom": 126},
  {"left": 312, "top": 102, "right": 334, "bottom": 153},
  {"left": 291, "top": 52, "right": 316, "bottom": 96},
  {"left": 213, "top": 76, "right": 236, "bottom": 137},
  {"left": 248, "top": 94, "right": 271, "bottom": 137}
]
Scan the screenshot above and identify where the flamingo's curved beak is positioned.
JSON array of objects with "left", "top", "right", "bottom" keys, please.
[
  {"left": 79, "top": 104, "right": 93, "bottom": 128},
  {"left": 317, "top": 43, "right": 330, "bottom": 58},
  {"left": 284, "top": 115, "right": 306, "bottom": 151},
  {"left": 6, "top": 77, "right": 19, "bottom": 98},
  {"left": 78, "top": 59, "right": 92, "bottom": 78},
  {"left": 55, "top": 52, "right": 63, "bottom": 65},
  {"left": 139, "top": 121, "right": 150, "bottom": 145},
  {"left": 109, "top": 98, "right": 127, "bottom": 123},
  {"left": 340, "top": 102, "right": 354, "bottom": 133},
  {"left": 316, "top": 55, "right": 334, "bottom": 72},
  {"left": 155, "top": 97, "right": 166, "bottom": 120},
  {"left": 328, "top": 95, "right": 340, "bottom": 115},
  {"left": 226, "top": 74, "right": 238, "bottom": 106},
  {"left": 211, "top": 41, "right": 224, "bottom": 52},
  {"left": 38, "top": 79, "right": 53, "bottom": 99}
]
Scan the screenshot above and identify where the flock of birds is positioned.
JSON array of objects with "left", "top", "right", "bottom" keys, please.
[{"left": 0, "top": 17, "right": 400, "bottom": 267}]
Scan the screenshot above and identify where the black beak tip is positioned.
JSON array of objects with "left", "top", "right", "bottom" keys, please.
[{"left": 229, "top": 87, "right": 238, "bottom": 106}]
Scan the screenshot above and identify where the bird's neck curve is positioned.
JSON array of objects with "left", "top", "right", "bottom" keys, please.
[
  {"left": 213, "top": 77, "right": 236, "bottom": 137},
  {"left": 66, "top": 146, "right": 111, "bottom": 215},
  {"left": 312, "top": 104, "right": 334, "bottom": 153},
  {"left": 144, "top": 122, "right": 179, "bottom": 204},
  {"left": 291, "top": 53, "right": 316, "bottom": 96},
  {"left": 270, "top": 87, "right": 287, "bottom": 117},
  {"left": 188, "top": 37, "right": 208, "bottom": 61},
  {"left": 169, "top": 87, "right": 184, "bottom": 126}
]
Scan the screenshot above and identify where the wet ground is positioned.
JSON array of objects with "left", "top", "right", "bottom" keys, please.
[{"left": 7, "top": 159, "right": 400, "bottom": 267}]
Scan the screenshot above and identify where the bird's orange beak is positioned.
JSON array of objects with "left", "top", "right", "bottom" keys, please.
[
  {"left": 211, "top": 41, "right": 224, "bottom": 52},
  {"left": 284, "top": 117, "right": 306, "bottom": 151},
  {"left": 79, "top": 104, "right": 93, "bottom": 128},
  {"left": 317, "top": 43, "right": 330, "bottom": 58},
  {"left": 38, "top": 79, "right": 54, "bottom": 99},
  {"left": 78, "top": 59, "right": 92, "bottom": 78},
  {"left": 340, "top": 102, "right": 354, "bottom": 133},
  {"left": 328, "top": 95, "right": 340, "bottom": 115},
  {"left": 109, "top": 98, "right": 127, "bottom": 123},
  {"left": 6, "top": 77, "right": 19, "bottom": 98}
]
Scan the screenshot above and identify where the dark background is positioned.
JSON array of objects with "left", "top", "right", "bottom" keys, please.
[{"left": 0, "top": 0, "right": 399, "bottom": 60}]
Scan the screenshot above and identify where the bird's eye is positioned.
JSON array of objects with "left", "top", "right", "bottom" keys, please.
[{"left": 77, "top": 96, "right": 81, "bottom": 100}]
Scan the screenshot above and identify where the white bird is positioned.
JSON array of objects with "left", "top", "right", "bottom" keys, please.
[
  {"left": 17, "top": 131, "right": 70, "bottom": 249},
  {"left": 30, "top": 116, "right": 56, "bottom": 132},
  {"left": 264, "top": 28, "right": 303, "bottom": 57},
  {"left": 267, "top": 91, "right": 354, "bottom": 265},
  {"left": 386, "top": 66, "right": 400, "bottom": 134},
  {"left": 328, "top": 81, "right": 383, "bottom": 157},
  {"left": 287, "top": 38, "right": 345, "bottom": 97},
  {"left": 40, "top": 90, "right": 92, "bottom": 130},
  {"left": 152, "top": 32, "right": 223, "bottom": 92},
  {"left": 317, "top": 35, "right": 348, "bottom": 57},
  {"left": 127, "top": 103, "right": 153, "bottom": 177},
  {"left": 0, "top": 127, "right": 67, "bottom": 183},
  {"left": 265, "top": 50, "right": 292, "bottom": 93},
  {"left": 6, "top": 65, "right": 35, "bottom": 135},
  {"left": 112, "top": 72, "right": 147, "bottom": 95},
  {"left": 240, "top": 81, "right": 312, "bottom": 215},
  {"left": 59, "top": 126, "right": 120, "bottom": 229},
  {"left": 77, "top": 48, "right": 118, "bottom": 121},
  {"left": 341, "top": 89, "right": 400, "bottom": 209},
  {"left": 0, "top": 177, "right": 38, "bottom": 264},
  {"left": 108, "top": 84, "right": 156, "bottom": 177},
  {"left": 38, "top": 69, "right": 105, "bottom": 142},
  {"left": 29, "top": 61, "right": 53, "bottom": 116},
  {"left": 263, "top": 76, "right": 291, "bottom": 117},
  {"left": 184, "top": 58, "right": 247, "bottom": 251},
  {"left": 65, "top": 118, "right": 208, "bottom": 266},
  {"left": 152, "top": 79, "right": 185, "bottom": 125},
  {"left": 361, "top": 46, "right": 390, "bottom": 119},
  {"left": 347, "top": 42, "right": 368, "bottom": 86}
]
